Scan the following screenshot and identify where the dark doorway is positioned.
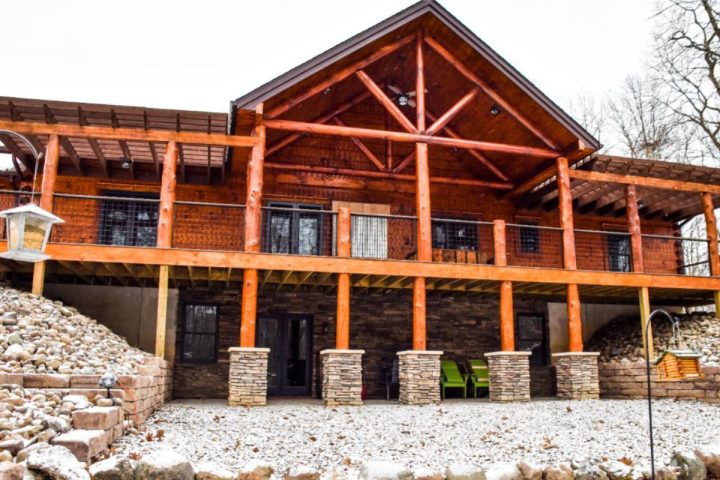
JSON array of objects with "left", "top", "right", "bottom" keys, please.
[
  {"left": 515, "top": 312, "right": 549, "bottom": 366},
  {"left": 256, "top": 314, "right": 313, "bottom": 396}
]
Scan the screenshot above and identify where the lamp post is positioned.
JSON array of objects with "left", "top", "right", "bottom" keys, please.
[{"left": 0, "top": 130, "right": 64, "bottom": 262}]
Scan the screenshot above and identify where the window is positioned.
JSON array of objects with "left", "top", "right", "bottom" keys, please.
[
  {"left": 432, "top": 220, "right": 478, "bottom": 251},
  {"left": 607, "top": 233, "right": 631, "bottom": 272},
  {"left": 265, "top": 203, "right": 323, "bottom": 255},
  {"left": 519, "top": 224, "right": 540, "bottom": 254},
  {"left": 515, "top": 313, "right": 548, "bottom": 366},
  {"left": 99, "top": 191, "right": 159, "bottom": 247},
  {"left": 180, "top": 304, "right": 219, "bottom": 363}
]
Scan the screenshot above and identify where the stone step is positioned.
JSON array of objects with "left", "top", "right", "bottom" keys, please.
[
  {"left": 51, "top": 429, "right": 107, "bottom": 462},
  {"left": 72, "top": 406, "right": 122, "bottom": 431}
]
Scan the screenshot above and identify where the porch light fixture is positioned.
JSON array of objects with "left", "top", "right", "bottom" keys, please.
[
  {"left": 99, "top": 371, "right": 118, "bottom": 399},
  {"left": 0, "top": 203, "right": 64, "bottom": 262},
  {"left": 490, "top": 105, "right": 501, "bottom": 116},
  {"left": 397, "top": 94, "right": 410, "bottom": 107},
  {"left": 0, "top": 130, "right": 64, "bottom": 263},
  {"left": 643, "top": 309, "right": 704, "bottom": 480}
]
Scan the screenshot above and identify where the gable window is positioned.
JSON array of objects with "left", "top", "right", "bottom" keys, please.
[
  {"left": 99, "top": 191, "right": 159, "bottom": 247},
  {"left": 432, "top": 220, "right": 478, "bottom": 251},
  {"left": 265, "top": 203, "right": 323, "bottom": 255},
  {"left": 180, "top": 304, "right": 219, "bottom": 363},
  {"left": 607, "top": 233, "right": 631, "bottom": 272}
]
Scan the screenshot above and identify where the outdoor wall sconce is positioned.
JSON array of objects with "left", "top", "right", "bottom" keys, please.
[
  {"left": 322, "top": 322, "right": 330, "bottom": 334},
  {"left": 0, "top": 203, "right": 64, "bottom": 262}
]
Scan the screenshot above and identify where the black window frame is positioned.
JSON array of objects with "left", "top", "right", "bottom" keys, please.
[
  {"left": 264, "top": 202, "right": 324, "bottom": 255},
  {"left": 431, "top": 219, "right": 479, "bottom": 251},
  {"left": 98, "top": 190, "right": 159, "bottom": 247},
  {"left": 179, "top": 303, "right": 220, "bottom": 364},
  {"left": 606, "top": 232, "right": 632, "bottom": 272}
]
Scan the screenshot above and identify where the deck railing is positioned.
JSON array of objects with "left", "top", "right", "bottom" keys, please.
[{"left": 0, "top": 190, "right": 712, "bottom": 278}]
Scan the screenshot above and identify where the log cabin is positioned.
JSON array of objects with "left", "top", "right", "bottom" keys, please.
[{"left": 1, "top": 0, "right": 720, "bottom": 405}]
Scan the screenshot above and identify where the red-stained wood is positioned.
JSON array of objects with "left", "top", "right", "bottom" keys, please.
[
  {"left": 413, "top": 276, "right": 427, "bottom": 350},
  {"left": 156, "top": 141, "right": 178, "bottom": 249},
  {"left": 356, "top": 70, "right": 417, "bottom": 134},
  {"left": 426, "top": 88, "right": 479, "bottom": 136},
  {"left": 332, "top": 117, "right": 385, "bottom": 171},
  {"left": 625, "top": 185, "right": 644, "bottom": 273},
  {"left": 0, "top": 119, "right": 256, "bottom": 149},
  {"left": 266, "top": 34, "right": 414, "bottom": 119},
  {"left": 499, "top": 281, "right": 514, "bottom": 351},
  {"left": 567, "top": 283, "right": 583, "bottom": 352},
  {"left": 392, "top": 152, "right": 415, "bottom": 174},
  {"left": 569, "top": 168, "right": 720, "bottom": 195},
  {"left": 415, "top": 142, "right": 432, "bottom": 261},
  {"left": 266, "top": 91, "right": 371, "bottom": 156},
  {"left": 240, "top": 105, "right": 266, "bottom": 348},
  {"left": 423, "top": 36, "right": 559, "bottom": 150},
  {"left": 33, "top": 134, "right": 60, "bottom": 296},
  {"left": 264, "top": 162, "right": 513, "bottom": 189},
  {"left": 263, "top": 118, "right": 559, "bottom": 158},
  {"left": 415, "top": 34, "right": 426, "bottom": 133},
  {"left": 493, "top": 219, "right": 507, "bottom": 267},
  {"left": 336, "top": 207, "right": 351, "bottom": 349},
  {"left": 702, "top": 192, "right": 720, "bottom": 276}
]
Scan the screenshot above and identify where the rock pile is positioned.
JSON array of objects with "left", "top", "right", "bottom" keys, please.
[
  {"left": 587, "top": 312, "right": 720, "bottom": 365},
  {"left": 0, "top": 286, "right": 150, "bottom": 375}
]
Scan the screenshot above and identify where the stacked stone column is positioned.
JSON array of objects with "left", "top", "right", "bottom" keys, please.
[
  {"left": 484, "top": 351, "right": 531, "bottom": 402},
  {"left": 321, "top": 349, "right": 365, "bottom": 407},
  {"left": 228, "top": 347, "right": 270, "bottom": 406},
  {"left": 553, "top": 352, "right": 600, "bottom": 400},
  {"left": 397, "top": 350, "right": 443, "bottom": 405}
]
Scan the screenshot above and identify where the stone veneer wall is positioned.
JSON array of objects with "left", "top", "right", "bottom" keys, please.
[
  {"left": 321, "top": 350, "right": 364, "bottom": 406},
  {"left": 228, "top": 347, "right": 269, "bottom": 407},
  {"left": 599, "top": 361, "right": 720, "bottom": 403},
  {"left": 398, "top": 351, "right": 443, "bottom": 405},
  {"left": 0, "top": 357, "right": 173, "bottom": 425},
  {"left": 173, "top": 287, "right": 553, "bottom": 399},
  {"left": 553, "top": 353, "right": 600, "bottom": 400},
  {"left": 485, "top": 351, "right": 531, "bottom": 402}
]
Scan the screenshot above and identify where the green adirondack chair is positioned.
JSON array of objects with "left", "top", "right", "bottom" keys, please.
[
  {"left": 440, "top": 359, "right": 467, "bottom": 399},
  {"left": 468, "top": 359, "right": 490, "bottom": 397}
]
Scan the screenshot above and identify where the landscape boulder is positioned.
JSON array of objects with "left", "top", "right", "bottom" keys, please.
[
  {"left": 361, "top": 461, "right": 414, "bottom": 480},
  {"left": 236, "top": 460, "right": 274, "bottom": 480},
  {"left": 516, "top": 462, "right": 542, "bottom": 480},
  {"left": 445, "top": 464, "right": 486, "bottom": 480},
  {"left": 134, "top": 450, "right": 194, "bottom": 480},
  {"left": 485, "top": 463, "right": 522, "bottom": 480},
  {"left": 670, "top": 450, "right": 707, "bottom": 480},
  {"left": 89, "top": 455, "right": 136, "bottom": 480},
  {"left": 543, "top": 464, "right": 573, "bottom": 480},
  {"left": 694, "top": 444, "right": 720, "bottom": 478},
  {"left": 0, "top": 461, "right": 24, "bottom": 480},
  {"left": 26, "top": 445, "right": 90, "bottom": 480},
  {"left": 284, "top": 465, "right": 321, "bottom": 480}
]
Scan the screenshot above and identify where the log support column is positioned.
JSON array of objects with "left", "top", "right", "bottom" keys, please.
[
  {"left": 31, "top": 134, "right": 59, "bottom": 296},
  {"left": 552, "top": 157, "right": 599, "bottom": 399},
  {"left": 493, "top": 220, "right": 514, "bottom": 351},
  {"left": 321, "top": 207, "right": 365, "bottom": 407},
  {"left": 154, "top": 141, "right": 177, "bottom": 359},
  {"left": 702, "top": 192, "right": 720, "bottom": 315},
  {"left": 233, "top": 104, "right": 268, "bottom": 407}
]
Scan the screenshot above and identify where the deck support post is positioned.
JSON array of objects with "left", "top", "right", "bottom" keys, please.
[
  {"left": 335, "top": 207, "right": 351, "bottom": 349},
  {"left": 494, "top": 220, "right": 514, "bottom": 351},
  {"left": 32, "top": 134, "right": 60, "bottom": 296},
  {"left": 153, "top": 141, "right": 178, "bottom": 359},
  {"left": 701, "top": 192, "right": 720, "bottom": 315},
  {"left": 626, "top": 185, "right": 653, "bottom": 359},
  {"left": 240, "top": 104, "right": 266, "bottom": 349},
  {"left": 556, "top": 156, "right": 583, "bottom": 352}
]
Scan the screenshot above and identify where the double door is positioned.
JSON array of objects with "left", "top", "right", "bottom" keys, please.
[{"left": 256, "top": 314, "right": 313, "bottom": 396}]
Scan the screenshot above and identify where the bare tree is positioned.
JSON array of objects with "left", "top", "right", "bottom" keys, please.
[
  {"left": 654, "top": 0, "right": 720, "bottom": 162},
  {"left": 566, "top": 91, "right": 611, "bottom": 154}
]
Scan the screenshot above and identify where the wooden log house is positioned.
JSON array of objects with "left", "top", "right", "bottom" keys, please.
[{"left": 1, "top": 0, "right": 720, "bottom": 404}]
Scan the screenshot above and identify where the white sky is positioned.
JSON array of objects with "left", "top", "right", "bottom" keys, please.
[{"left": 1, "top": 0, "right": 657, "bottom": 114}]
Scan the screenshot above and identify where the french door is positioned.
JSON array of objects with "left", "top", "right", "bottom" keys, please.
[{"left": 256, "top": 314, "right": 313, "bottom": 396}]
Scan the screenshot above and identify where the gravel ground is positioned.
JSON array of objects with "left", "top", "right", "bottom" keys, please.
[{"left": 115, "top": 398, "right": 720, "bottom": 475}]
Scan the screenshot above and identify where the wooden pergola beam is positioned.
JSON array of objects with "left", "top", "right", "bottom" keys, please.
[
  {"left": 0, "top": 119, "right": 256, "bottom": 148},
  {"left": 44, "top": 104, "right": 83, "bottom": 175},
  {"left": 263, "top": 119, "right": 559, "bottom": 158},
  {"left": 424, "top": 36, "right": 559, "bottom": 150},
  {"left": 78, "top": 107, "right": 109, "bottom": 177},
  {"left": 111, "top": 110, "right": 135, "bottom": 179},
  {"left": 569, "top": 169, "right": 720, "bottom": 195}
]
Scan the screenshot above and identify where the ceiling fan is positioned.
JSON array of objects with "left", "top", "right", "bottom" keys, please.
[{"left": 386, "top": 84, "right": 419, "bottom": 108}]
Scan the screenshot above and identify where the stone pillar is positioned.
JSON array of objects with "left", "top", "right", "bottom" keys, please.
[
  {"left": 321, "top": 349, "right": 364, "bottom": 407},
  {"left": 484, "top": 351, "right": 531, "bottom": 402},
  {"left": 398, "top": 350, "right": 443, "bottom": 405},
  {"left": 553, "top": 352, "right": 600, "bottom": 400},
  {"left": 228, "top": 347, "right": 270, "bottom": 407}
]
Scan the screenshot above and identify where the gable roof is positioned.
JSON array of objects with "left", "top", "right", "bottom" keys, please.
[{"left": 231, "top": 0, "right": 600, "bottom": 152}]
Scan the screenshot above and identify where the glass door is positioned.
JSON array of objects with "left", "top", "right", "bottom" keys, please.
[{"left": 257, "top": 314, "right": 313, "bottom": 395}]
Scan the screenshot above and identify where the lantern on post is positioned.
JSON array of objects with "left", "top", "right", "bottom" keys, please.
[
  {"left": 0, "top": 129, "right": 64, "bottom": 263},
  {"left": 0, "top": 203, "right": 64, "bottom": 262}
]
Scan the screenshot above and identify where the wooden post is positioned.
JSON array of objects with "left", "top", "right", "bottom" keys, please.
[
  {"left": 639, "top": 286, "right": 654, "bottom": 360},
  {"left": 240, "top": 104, "right": 266, "bottom": 348},
  {"left": 32, "top": 134, "right": 60, "bottom": 296},
  {"left": 702, "top": 192, "right": 720, "bottom": 314},
  {"left": 494, "top": 220, "right": 514, "bottom": 351},
  {"left": 625, "top": 185, "right": 644, "bottom": 273},
  {"left": 155, "top": 265, "right": 169, "bottom": 358},
  {"left": 157, "top": 141, "right": 178, "bottom": 249},
  {"left": 153, "top": 141, "right": 177, "bottom": 358},
  {"left": 557, "top": 156, "right": 583, "bottom": 352},
  {"left": 336, "top": 207, "right": 351, "bottom": 349},
  {"left": 412, "top": 34, "right": 430, "bottom": 351}
]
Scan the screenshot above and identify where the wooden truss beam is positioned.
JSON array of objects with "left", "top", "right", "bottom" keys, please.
[
  {"left": 356, "top": 70, "right": 417, "bottom": 134},
  {"left": 44, "top": 105, "right": 83, "bottom": 175},
  {"left": 426, "top": 88, "right": 479, "bottom": 136},
  {"left": 332, "top": 117, "right": 385, "bottom": 170},
  {"left": 78, "top": 107, "right": 109, "bottom": 177},
  {"left": 0, "top": 119, "right": 257, "bottom": 148}
]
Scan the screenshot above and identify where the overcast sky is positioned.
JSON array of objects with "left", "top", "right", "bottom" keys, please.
[{"left": 1, "top": 0, "right": 657, "bottom": 114}]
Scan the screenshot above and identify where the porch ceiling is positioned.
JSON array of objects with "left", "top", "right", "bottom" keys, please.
[{"left": 0, "top": 260, "right": 712, "bottom": 306}]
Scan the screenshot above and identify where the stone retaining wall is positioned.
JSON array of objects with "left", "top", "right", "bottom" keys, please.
[
  {"left": 321, "top": 349, "right": 364, "bottom": 407},
  {"left": 599, "top": 361, "right": 720, "bottom": 403},
  {"left": 0, "top": 357, "right": 173, "bottom": 425},
  {"left": 228, "top": 347, "right": 269, "bottom": 407},
  {"left": 553, "top": 352, "right": 600, "bottom": 400},
  {"left": 485, "top": 351, "right": 531, "bottom": 402},
  {"left": 398, "top": 350, "right": 442, "bottom": 405}
]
